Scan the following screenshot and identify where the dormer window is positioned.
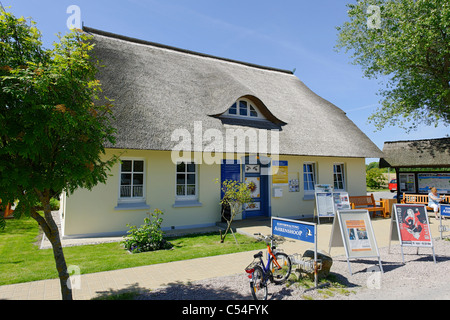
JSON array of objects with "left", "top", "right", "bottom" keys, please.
[
  {"left": 210, "top": 95, "right": 286, "bottom": 130},
  {"left": 227, "top": 99, "right": 264, "bottom": 119}
]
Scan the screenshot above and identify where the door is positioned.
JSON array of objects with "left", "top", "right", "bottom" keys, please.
[{"left": 243, "top": 157, "right": 269, "bottom": 218}]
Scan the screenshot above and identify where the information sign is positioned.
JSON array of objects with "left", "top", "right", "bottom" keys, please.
[
  {"left": 329, "top": 209, "right": 383, "bottom": 275},
  {"left": 272, "top": 217, "right": 315, "bottom": 244},
  {"left": 388, "top": 204, "right": 436, "bottom": 263},
  {"left": 314, "top": 185, "right": 350, "bottom": 224},
  {"left": 439, "top": 204, "right": 450, "bottom": 240},
  {"left": 271, "top": 217, "right": 320, "bottom": 288}
]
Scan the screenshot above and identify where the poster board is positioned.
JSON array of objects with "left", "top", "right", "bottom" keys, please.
[
  {"left": 418, "top": 173, "right": 450, "bottom": 194},
  {"left": 314, "top": 185, "right": 350, "bottom": 224},
  {"left": 333, "top": 192, "right": 350, "bottom": 211},
  {"left": 439, "top": 204, "right": 450, "bottom": 240},
  {"left": 314, "top": 184, "right": 334, "bottom": 223},
  {"left": 329, "top": 209, "right": 383, "bottom": 275},
  {"left": 272, "top": 161, "right": 288, "bottom": 185},
  {"left": 389, "top": 204, "right": 436, "bottom": 263}
]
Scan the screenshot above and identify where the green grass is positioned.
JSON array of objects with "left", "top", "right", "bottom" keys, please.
[{"left": 0, "top": 217, "right": 266, "bottom": 285}]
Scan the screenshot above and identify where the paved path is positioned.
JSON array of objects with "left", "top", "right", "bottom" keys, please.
[{"left": 0, "top": 206, "right": 443, "bottom": 300}]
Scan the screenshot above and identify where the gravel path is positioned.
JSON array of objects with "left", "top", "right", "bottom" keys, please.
[{"left": 137, "top": 239, "right": 450, "bottom": 300}]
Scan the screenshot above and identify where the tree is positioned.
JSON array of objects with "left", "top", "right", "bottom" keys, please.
[
  {"left": 366, "top": 168, "right": 387, "bottom": 189},
  {"left": 336, "top": 0, "right": 450, "bottom": 131},
  {"left": 219, "top": 180, "right": 253, "bottom": 244},
  {"left": 0, "top": 8, "right": 117, "bottom": 300}
]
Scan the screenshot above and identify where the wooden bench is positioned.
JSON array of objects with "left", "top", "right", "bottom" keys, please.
[
  {"left": 349, "top": 194, "right": 387, "bottom": 218},
  {"left": 402, "top": 193, "right": 450, "bottom": 211},
  {"left": 0, "top": 199, "right": 14, "bottom": 218}
]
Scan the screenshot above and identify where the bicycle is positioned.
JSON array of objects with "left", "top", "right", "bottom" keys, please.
[{"left": 245, "top": 233, "right": 292, "bottom": 300}]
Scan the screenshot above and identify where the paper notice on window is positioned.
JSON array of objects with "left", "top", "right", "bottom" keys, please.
[{"left": 345, "top": 220, "right": 372, "bottom": 252}]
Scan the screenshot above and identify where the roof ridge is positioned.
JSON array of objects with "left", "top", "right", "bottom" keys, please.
[{"left": 82, "top": 26, "right": 294, "bottom": 75}]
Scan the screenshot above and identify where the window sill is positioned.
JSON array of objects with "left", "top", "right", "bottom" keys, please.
[
  {"left": 172, "top": 200, "right": 203, "bottom": 208},
  {"left": 114, "top": 202, "right": 150, "bottom": 211}
]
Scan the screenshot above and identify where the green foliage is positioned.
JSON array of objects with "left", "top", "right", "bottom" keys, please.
[
  {"left": 122, "top": 209, "right": 173, "bottom": 254},
  {"left": 220, "top": 179, "right": 253, "bottom": 209},
  {"left": 366, "top": 168, "right": 387, "bottom": 189},
  {"left": 336, "top": 0, "right": 450, "bottom": 131},
  {"left": 0, "top": 6, "right": 118, "bottom": 225},
  {"left": 218, "top": 179, "right": 254, "bottom": 243}
]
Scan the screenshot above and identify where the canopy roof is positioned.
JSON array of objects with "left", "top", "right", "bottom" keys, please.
[{"left": 379, "top": 138, "right": 450, "bottom": 168}]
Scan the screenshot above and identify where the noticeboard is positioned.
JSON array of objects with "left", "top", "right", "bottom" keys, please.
[
  {"left": 314, "top": 185, "right": 350, "bottom": 223},
  {"left": 329, "top": 209, "right": 383, "bottom": 275},
  {"left": 272, "top": 161, "right": 288, "bottom": 185},
  {"left": 389, "top": 204, "right": 436, "bottom": 263},
  {"left": 391, "top": 204, "right": 433, "bottom": 247}
]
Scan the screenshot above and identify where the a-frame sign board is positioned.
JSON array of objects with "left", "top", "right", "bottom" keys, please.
[
  {"left": 388, "top": 204, "right": 436, "bottom": 264},
  {"left": 329, "top": 209, "right": 383, "bottom": 275}
]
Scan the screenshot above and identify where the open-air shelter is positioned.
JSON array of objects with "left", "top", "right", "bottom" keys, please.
[{"left": 379, "top": 137, "right": 450, "bottom": 201}]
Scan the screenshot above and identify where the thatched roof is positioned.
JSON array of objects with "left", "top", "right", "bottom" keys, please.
[
  {"left": 379, "top": 138, "right": 450, "bottom": 168},
  {"left": 84, "top": 27, "right": 383, "bottom": 158}
]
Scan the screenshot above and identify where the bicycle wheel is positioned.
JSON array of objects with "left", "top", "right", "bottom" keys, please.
[
  {"left": 271, "top": 252, "right": 292, "bottom": 284},
  {"left": 250, "top": 265, "right": 268, "bottom": 300}
]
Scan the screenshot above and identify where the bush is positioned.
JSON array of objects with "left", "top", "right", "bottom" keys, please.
[
  {"left": 122, "top": 209, "right": 172, "bottom": 253},
  {"left": 366, "top": 168, "right": 387, "bottom": 189}
]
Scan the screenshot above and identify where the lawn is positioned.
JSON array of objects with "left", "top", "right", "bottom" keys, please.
[{"left": 0, "top": 217, "right": 266, "bottom": 285}]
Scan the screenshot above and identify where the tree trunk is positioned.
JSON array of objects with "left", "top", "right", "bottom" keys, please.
[
  {"left": 33, "top": 190, "right": 73, "bottom": 300},
  {"left": 220, "top": 202, "right": 241, "bottom": 244}
]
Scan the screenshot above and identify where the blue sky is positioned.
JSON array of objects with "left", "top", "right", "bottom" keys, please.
[{"left": 3, "top": 0, "right": 449, "bottom": 164}]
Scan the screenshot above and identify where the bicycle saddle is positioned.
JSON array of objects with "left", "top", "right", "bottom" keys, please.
[{"left": 254, "top": 252, "right": 263, "bottom": 258}]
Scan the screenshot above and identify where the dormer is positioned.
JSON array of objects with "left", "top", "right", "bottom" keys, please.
[{"left": 211, "top": 95, "right": 287, "bottom": 130}]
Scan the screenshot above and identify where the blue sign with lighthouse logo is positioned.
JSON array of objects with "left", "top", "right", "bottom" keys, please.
[
  {"left": 441, "top": 204, "right": 450, "bottom": 217},
  {"left": 272, "top": 217, "right": 315, "bottom": 244}
]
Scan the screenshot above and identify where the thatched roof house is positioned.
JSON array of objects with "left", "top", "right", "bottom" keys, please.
[
  {"left": 379, "top": 138, "right": 450, "bottom": 168},
  {"left": 84, "top": 27, "right": 382, "bottom": 159},
  {"left": 61, "top": 28, "right": 385, "bottom": 238}
]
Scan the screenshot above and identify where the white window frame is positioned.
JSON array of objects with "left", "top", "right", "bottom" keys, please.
[
  {"left": 303, "top": 162, "right": 317, "bottom": 193},
  {"left": 175, "top": 161, "right": 199, "bottom": 201},
  {"left": 333, "top": 163, "right": 346, "bottom": 191},
  {"left": 118, "top": 158, "right": 146, "bottom": 203},
  {"left": 226, "top": 98, "right": 266, "bottom": 120}
]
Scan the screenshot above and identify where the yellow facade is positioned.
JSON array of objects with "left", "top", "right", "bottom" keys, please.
[{"left": 62, "top": 149, "right": 366, "bottom": 238}]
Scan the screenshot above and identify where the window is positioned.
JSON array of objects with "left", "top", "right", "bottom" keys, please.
[
  {"left": 303, "top": 163, "right": 316, "bottom": 191},
  {"left": 176, "top": 162, "right": 198, "bottom": 199},
  {"left": 333, "top": 163, "right": 346, "bottom": 191},
  {"left": 227, "top": 99, "right": 262, "bottom": 119},
  {"left": 120, "top": 159, "right": 144, "bottom": 199}
]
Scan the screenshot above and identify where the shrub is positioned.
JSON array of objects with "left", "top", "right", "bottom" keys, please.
[
  {"left": 122, "top": 209, "right": 172, "bottom": 253},
  {"left": 366, "top": 168, "right": 387, "bottom": 189}
]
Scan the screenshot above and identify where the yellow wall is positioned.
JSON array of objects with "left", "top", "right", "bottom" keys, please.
[
  {"left": 62, "top": 149, "right": 366, "bottom": 237},
  {"left": 270, "top": 155, "right": 366, "bottom": 219}
]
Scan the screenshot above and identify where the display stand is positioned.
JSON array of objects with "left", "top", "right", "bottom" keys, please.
[
  {"left": 329, "top": 209, "right": 383, "bottom": 275},
  {"left": 388, "top": 204, "right": 436, "bottom": 264},
  {"left": 439, "top": 204, "right": 450, "bottom": 240},
  {"left": 314, "top": 184, "right": 350, "bottom": 225}
]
